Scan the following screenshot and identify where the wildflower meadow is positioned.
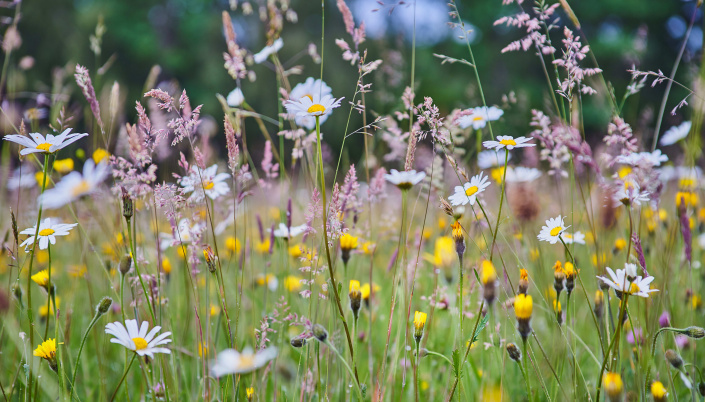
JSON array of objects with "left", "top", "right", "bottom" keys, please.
[{"left": 2, "top": 0, "right": 705, "bottom": 400}]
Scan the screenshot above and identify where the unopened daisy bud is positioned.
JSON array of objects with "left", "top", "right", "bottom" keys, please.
[
  {"left": 698, "top": 381, "right": 705, "bottom": 397},
  {"left": 119, "top": 254, "right": 132, "bottom": 276},
  {"left": 96, "top": 296, "right": 113, "bottom": 315},
  {"left": 451, "top": 221, "right": 465, "bottom": 258},
  {"left": 349, "top": 280, "right": 361, "bottom": 319},
  {"left": 312, "top": 324, "right": 328, "bottom": 343},
  {"left": 34, "top": 338, "right": 59, "bottom": 372},
  {"left": 121, "top": 188, "right": 134, "bottom": 219},
  {"left": 290, "top": 337, "right": 307, "bottom": 348},
  {"left": 413, "top": 311, "right": 427, "bottom": 343},
  {"left": 651, "top": 381, "right": 667, "bottom": 402},
  {"left": 624, "top": 263, "right": 637, "bottom": 282},
  {"left": 603, "top": 372, "right": 623, "bottom": 402},
  {"left": 481, "top": 260, "right": 498, "bottom": 304},
  {"left": 553, "top": 261, "right": 565, "bottom": 296},
  {"left": 518, "top": 268, "right": 529, "bottom": 295},
  {"left": 506, "top": 342, "right": 522, "bottom": 362},
  {"left": 554, "top": 299, "right": 563, "bottom": 326},
  {"left": 563, "top": 262, "right": 576, "bottom": 295},
  {"left": 417, "top": 347, "right": 429, "bottom": 357},
  {"left": 594, "top": 290, "right": 604, "bottom": 319},
  {"left": 514, "top": 294, "right": 533, "bottom": 340},
  {"left": 684, "top": 326, "right": 705, "bottom": 339},
  {"left": 246, "top": 387, "right": 254, "bottom": 401},
  {"left": 665, "top": 349, "right": 683, "bottom": 369},
  {"left": 203, "top": 245, "right": 216, "bottom": 273},
  {"left": 339, "top": 233, "right": 358, "bottom": 265}
]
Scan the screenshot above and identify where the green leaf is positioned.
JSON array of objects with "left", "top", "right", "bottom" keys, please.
[
  {"left": 471, "top": 314, "right": 490, "bottom": 344},
  {"left": 451, "top": 348, "right": 462, "bottom": 379}
]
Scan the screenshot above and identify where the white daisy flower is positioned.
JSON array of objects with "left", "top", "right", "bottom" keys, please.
[
  {"left": 505, "top": 166, "right": 542, "bottom": 183},
  {"left": 19, "top": 218, "right": 77, "bottom": 252},
  {"left": 597, "top": 265, "right": 658, "bottom": 298},
  {"left": 477, "top": 150, "right": 510, "bottom": 169},
  {"left": 226, "top": 87, "right": 244, "bottom": 107},
  {"left": 253, "top": 38, "right": 283, "bottom": 64},
  {"left": 537, "top": 215, "right": 570, "bottom": 244},
  {"left": 448, "top": 171, "right": 491, "bottom": 206},
  {"left": 211, "top": 346, "right": 278, "bottom": 377},
  {"left": 105, "top": 319, "right": 172, "bottom": 358},
  {"left": 289, "top": 78, "right": 333, "bottom": 130},
  {"left": 561, "top": 231, "right": 585, "bottom": 245},
  {"left": 8, "top": 167, "right": 37, "bottom": 190},
  {"left": 180, "top": 164, "right": 230, "bottom": 202},
  {"left": 657, "top": 166, "right": 702, "bottom": 182},
  {"left": 457, "top": 106, "right": 504, "bottom": 130},
  {"left": 384, "top": 169, "right": 426, "bottom": 190},
  {"left": 483, "top": 135, "right": 535, "bottom": 151},
  {"left": 659, "top": 121, "right": 691, "bottom": 146},
  {"left": 37, "top": 160, "right": 110, "bottom": 209},
  {"left": 284, "top": 94, "right": 343, "bottom": 121},
  {"left": 3, "top": 128, "right": 88, "bottom": 156},
  {"left": 615, "top": 150, "right": 668, "bottom": 167},
  {"left": 613, "top": 179, "right": 649, "bottom": 207},
  {"left": 159, "top": 218, "right": 205, "bottom": 250},
  {"left": 271, "top": 223, "right": 307, "bottom": 239}
]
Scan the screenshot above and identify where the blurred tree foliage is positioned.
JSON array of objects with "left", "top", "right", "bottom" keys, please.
[{"left": 7, "top": 0, "right": 699, "bottom": 165}]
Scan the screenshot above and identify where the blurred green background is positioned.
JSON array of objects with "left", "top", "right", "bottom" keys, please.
[{"left": 5, "top": 0, "right": 700, "bottom": 165}]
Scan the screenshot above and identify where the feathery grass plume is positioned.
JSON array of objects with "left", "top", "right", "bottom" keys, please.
[{"left": 74, "top": 65, "right": 104, "bottom": 131}]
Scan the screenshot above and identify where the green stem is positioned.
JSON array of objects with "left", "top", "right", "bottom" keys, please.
[
  {"left": 314, "top": 115, "right": 360, "bottom": 385},
  {"left": 69, "top": 310, "right": 103, "bottom": 399},
  {"left": 324, "top": 340, "right": 363, "bottom": 400},
  {"left": 126, "top": 216, "right": 156, "bottom": 322},
  {"left": 110, "top": 354, "right": 136, "bottom": 402},
  {"left": 489, "top": 152, "right": 509, "bottom": 261},
  {"left": 596, "top": 293, "right": 629, "bottom": 401}
]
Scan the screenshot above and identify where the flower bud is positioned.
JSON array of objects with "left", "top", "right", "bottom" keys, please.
[
  {"left": 563, "top": 262, "right": 576, "bottom": 294},
  {"left": 514, "top": 294, "right": 533, "bottom": 340},
  {"left": 603, "top": 372, "right": 623, "bottom": 402},
  {"left": 312, "top": 324, "right": 328, "bottom": 343},
  {"left": 554, "top": 299, "right": 563, "bottom": 326},
  {"left": 12, "top": 283, "right": 22, "bottom": 304},
  {"left": 349, "top": 280, "right": 361, "bottom": 319},
  {"left": 650, "top": 381, "right": 667, "bottom": 402},
  {"left": 417, "top": 348, "right": 429, "bottom": 358},
  {"left": 506, "top": 342, "right": 522, "bottom": 362},
  {"left": 290, "top": 338, "right": 307, "bottom": 348},
  {"left": 203, "top": 245, "right": 216, "bottom": 273},
  {"left": 553, "top": 261, "right": 565, "bottom": 296},
  {"left": 518, "top": 268, "right": 529, "bottom": 295},
  {"left": 413, "top": 311, "right": 427, "bottom": 343},
  {"left": 121, "top": 188, "right": 134, "bottom": 219},
  {"left": 96, "top": 296, "right": 113, "bottom": 315},
  {"left": 665, "top": 349, "right": 683, "bottom": 369},
  {"left": 685, "top": 326, "right": 705, "bottom": 339},
  {"left": 594, "top": 290, "right": 604, "bottom": 319},
  {"left": 119, "top": 255, "right": 132, "bottom": 275}
]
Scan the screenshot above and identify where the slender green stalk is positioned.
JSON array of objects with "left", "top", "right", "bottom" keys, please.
[
  {"left": 323, "top": 340, "right": 363, "bottom": 400},
  {"left": 110, "top": 354, "right": 136, "bottom": 402},
  {"left": 125, "top": 216, "right": 156, "bottom": 322},
  {"left": 596, "top": 293, "right": 629, "bottom": 401},
  {"left": 447, "top": 299, "right": 485, "bottom": 401},
  {"left": 522, "top": 338, "right": 533, "bottom": 400},
  {"left": 69, "top": 309, "right": 104, "bottom": 399},
  {"left": 489, "top": 152, "right": 509, "bottom": 261},
  {"left": 25, "top": 153, "right": 50, "bottom": 402},
  {"left": 314, "top": 115, "right": 360, "bottom": 385}
]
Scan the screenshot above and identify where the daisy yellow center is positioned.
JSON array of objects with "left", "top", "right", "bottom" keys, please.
[
  {"left": 132, "top": 337, "right": 148, "bottom": 350},
  {"left": 203, "top": 180, "right": 214, "bottom": 190},
  {"left": 307, "top": 104, "right": 326, "bottom": 114},
  {"left": 303, "top": 94, "right": 313, "bottom": 102},
  {"left": 38, "top": 228, "right": 55, "bottom": 236},
  {"left": 473, "top": 116, "right": 484, "bottom": 121},
  {"left": 465, "top": 185, "right": 479, "bottom": 196},
  {"left": 549, "top": 227, "right": 562, "bottom": 237},
  {"left": 36, "top": 142, "right": 53, "bottom": 152},
  {"left": 71, "top": 180, "right": 91, "bottom": 197},
  {"left": 629, "top": 283, "right": 639, "bottom": 294},
  {"left": 499, "top": 138, "right": 517, "bottom": 146},
  {"left": 238, "top": 354, "right": 255, "bottom": 369}
]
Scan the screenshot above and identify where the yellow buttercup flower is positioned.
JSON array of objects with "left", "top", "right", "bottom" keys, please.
[
  {"left": 613, "top": 238, "right": 626, "bottom": 252},
  {"left": 514, "top": 294, "right": 533, "bottom": 320},
  {"left": 651, "top": 381, "right": 667, "bottom": 401},
  {"left": 226, "top": 237, "right": 242, "bottom": 255},
  {"left": 491, "top": 166, "right": 506, "bottom": 184},
  {"left": 162, "top": 257, "right": 172, "bottom": 274},
  {"left": 288, "top": 244, "right": 303, "bottom": 259},
  {"left": 92, "top": 148, "right": 110, "bottom": 164},
  {"left": 676, "top": 191, "right": 698, "bottom": 208},
  {"left": 255, "top": 239, "right": 271, "bottom": 254},
  {"left": 35, "top": 171, "right": 51, "bottom": 188},
  {"left": 413, "top": 311, "right": 427, "bottom": 341},
  {"left": 246, "top": 387, "right": 255, "bottom": 401},
  {"left": 31, "top": 269, "right": 50, "bottom": 288},
  {"left": 480, "top": 260, "right": 497, "bottom": 285},
  {"left": 210, "top": 304, "right": 221, "bottom": 316},
  {"left": 603, "top": 372, "right": 623, "bottom": 401},
  {"left": 53, "top": 158, "right": 74, "bottom": 173},
  {"left": 34, "top": 338, "right": 58, "bottom": 371},
  {"left": 284, "top": 275, "right": 302, "bottom": 292},
  {"left": 340, "top": 233, "right": 359, "bottom": 251},
  {"left": 423, "top": 237, "right": 455, "bottom": 268}
]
